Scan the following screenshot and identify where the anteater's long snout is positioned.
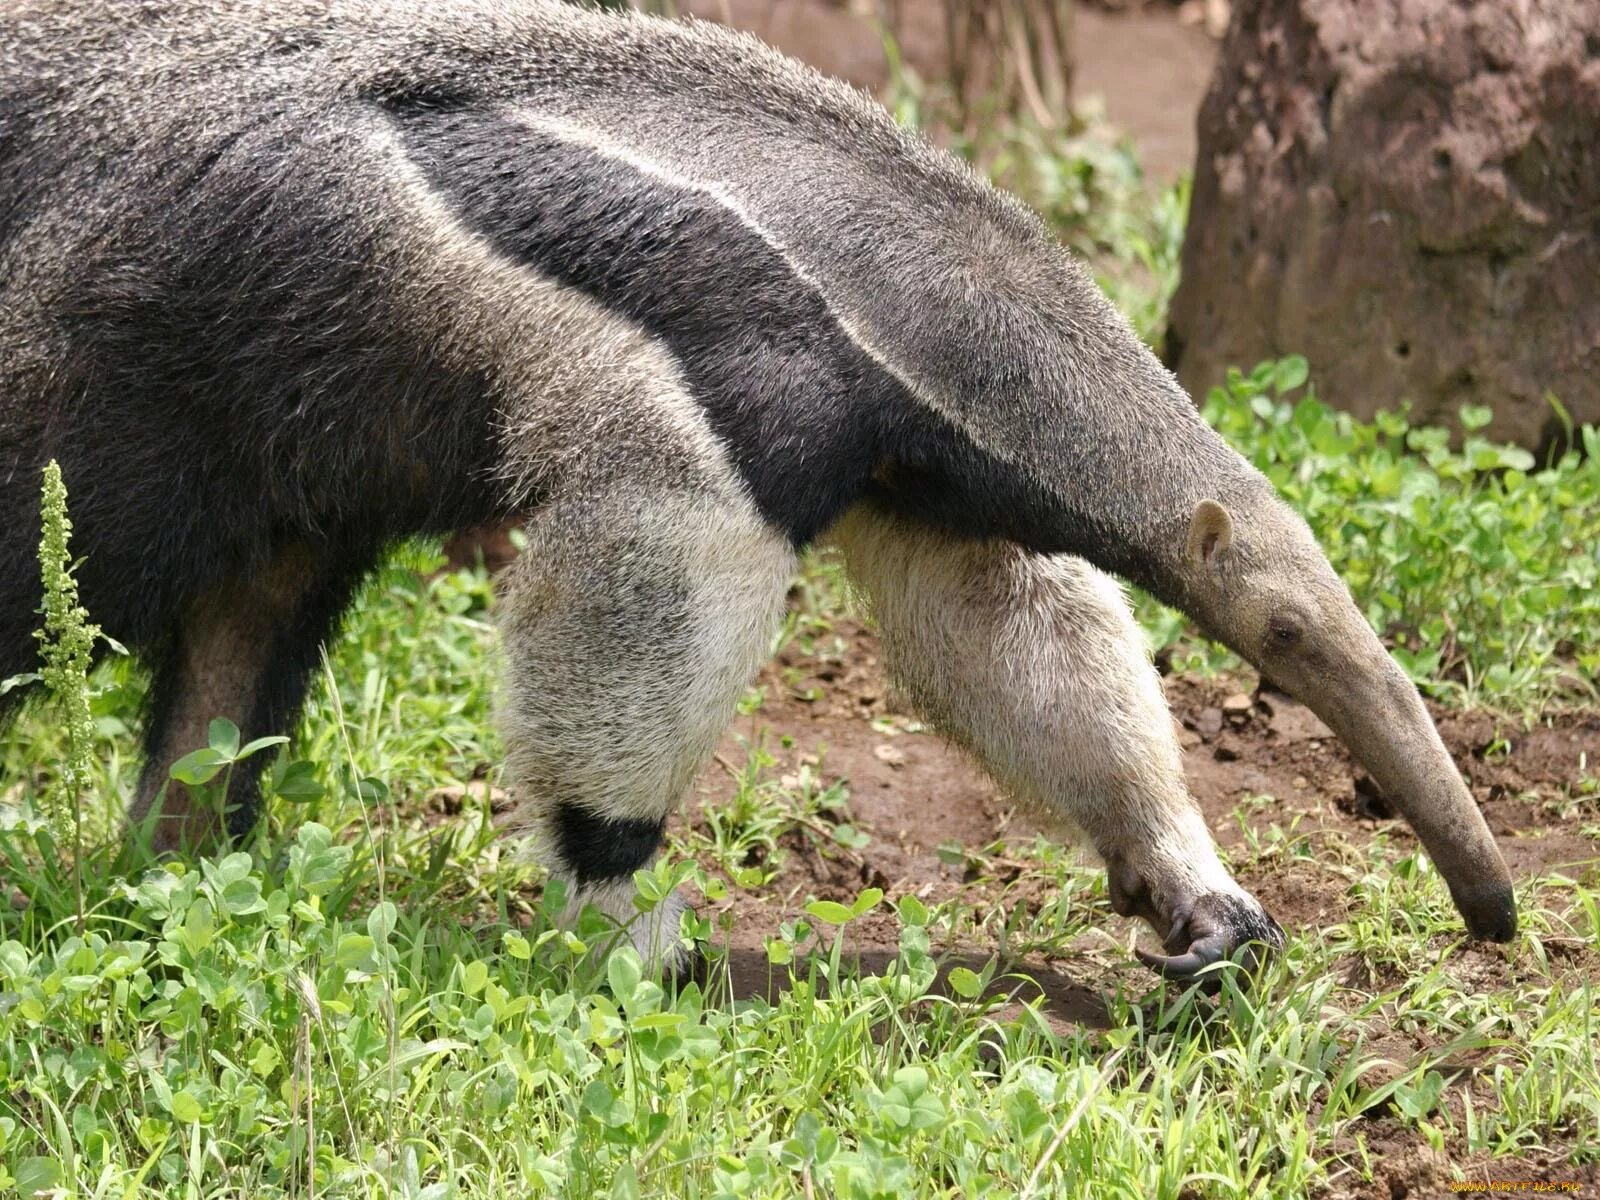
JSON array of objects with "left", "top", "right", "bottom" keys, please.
[{"left": 1306, "top": 648, "right": 1516, "bottom": 941}]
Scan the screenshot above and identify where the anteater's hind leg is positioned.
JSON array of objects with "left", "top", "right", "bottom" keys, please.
[
  {"left": 0, "top": 520, "right": 44, "bottom": 728},
  {"left": 131, "top": 545, "right": 369, "bottom": 852},
  {"left": 497, "top": 487, "right": 793, "bottom": 972},
  {"left": 0, "top": 602, "right": 35, "bottom": 736},
  {"left": 826, "top": 503, "right": 1283, "bottom": 979}
]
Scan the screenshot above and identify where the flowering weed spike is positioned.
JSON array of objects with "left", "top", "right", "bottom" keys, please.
[{"left": 34, "top": 459, "right": 100, "bottom": 841}]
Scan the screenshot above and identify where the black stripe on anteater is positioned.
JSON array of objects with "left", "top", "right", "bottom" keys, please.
[
  {"left": 554, "top": 802, "right": 666, "bottom": 886},
  {"left": 391, "top": 105, "right": 1094, "bottom": 557}
]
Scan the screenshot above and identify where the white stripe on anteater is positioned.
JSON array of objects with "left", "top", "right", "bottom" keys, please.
[
  {"left": 370, "top": 118, "right": 796, "bottom": 953},
  {"left": 505, "top": 107, "right": 937, "bottom": 425}
]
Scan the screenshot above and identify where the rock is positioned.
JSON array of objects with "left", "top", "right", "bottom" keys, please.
[
  {"left": 1168, "top": 0, "right": 1600, "bottom": 450},
  {"left": 1221, "top": 692, "right": 1255, "bottom": 723},
  {"left": 1260, "top": 689, "right": 1335, "bottom": 742},
  {"left": 873, "top": 743, "right": 908, "bottom": 768},
  {"left": 1195, "top": 706, "right": 1225, "bottom": 742}
]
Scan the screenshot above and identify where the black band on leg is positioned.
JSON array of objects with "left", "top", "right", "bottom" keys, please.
[
  {"left": 554, "top": 800, "right": 665, "bottom": 886},
  {"left": 233, "top": 557, "right": 371, "bottom": 840}
]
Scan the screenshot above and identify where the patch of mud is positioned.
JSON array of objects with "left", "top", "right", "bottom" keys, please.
[
  {"left": 1328, "top": 1131, "right": 1599, "bottom": 1200},
  {"left": 1166, "top": 676, "right": 1600, "bottom": 924}
]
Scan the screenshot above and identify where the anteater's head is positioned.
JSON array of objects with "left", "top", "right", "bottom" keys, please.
[{"left": 1177, "top": 492, "right": 1516, "bottom": 943}]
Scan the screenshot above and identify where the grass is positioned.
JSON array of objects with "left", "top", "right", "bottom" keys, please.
[
  {"left": 2, "top": 682, "right": 1598, "bottom": 1196},
  {"left": 3, "top": 101, "right": 1599, "bottom": 1200}
]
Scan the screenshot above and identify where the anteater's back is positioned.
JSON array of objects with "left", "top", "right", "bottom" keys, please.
[
  {"left": 0, "top": 0, "right": 1192, "bottom": 700},
  {"left": 0, "top": 1, "right": 961, "bottom": 669}
]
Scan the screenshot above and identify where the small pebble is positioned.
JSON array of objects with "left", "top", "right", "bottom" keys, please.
[
  {"left": 1216, "top": 694, "right": 1254, "bottom": 723},
  {"left": 873, "top": 744, "right": 907, "bottom": 768}
]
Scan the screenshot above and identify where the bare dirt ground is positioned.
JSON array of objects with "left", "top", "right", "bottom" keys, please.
[{"left": 678, "top": 618, "right": 1600, "bottom": 1199}]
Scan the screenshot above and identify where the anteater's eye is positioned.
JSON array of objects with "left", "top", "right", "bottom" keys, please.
[{"left": 1268, "top": 618, "right": 1302, "bottom": 646}]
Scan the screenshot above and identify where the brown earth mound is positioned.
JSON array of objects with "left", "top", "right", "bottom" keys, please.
[{"left": 1168, "top": 0, "right": 1600, "bottom": 449}]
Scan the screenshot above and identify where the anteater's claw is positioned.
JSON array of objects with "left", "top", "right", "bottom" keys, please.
[
  {"left": 1136, "top": 931, "right": 1229, "bottom": 979},
  {"left": 1137, "top": 892, "right": 1285, "bottom": 986}
]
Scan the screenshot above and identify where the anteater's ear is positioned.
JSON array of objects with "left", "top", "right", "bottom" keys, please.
[{"left": 1187, "top": 499, "right": 1235, "bottom": 567}]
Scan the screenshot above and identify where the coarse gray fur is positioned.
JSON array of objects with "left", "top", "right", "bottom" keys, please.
[{"left": 0, "top": 0, "right": 1514, "bottom": 978}]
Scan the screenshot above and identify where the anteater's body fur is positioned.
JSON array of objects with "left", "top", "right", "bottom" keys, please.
[{"left": 0, "top": 0, "right": 1514, "bottom": 973}]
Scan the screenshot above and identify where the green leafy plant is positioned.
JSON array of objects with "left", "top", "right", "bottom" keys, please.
[
  {"left": 1141, "top": 359, "right": 1600, "bottom": 711},
  {"left": 32, "top": 462, "right": 101, "bottom": 842},
  {"left": 131, "top": 716, "right": 291, "bottom": 850},
  {"left": 16, "top": 460, "right": 130, "bottom": 928}
]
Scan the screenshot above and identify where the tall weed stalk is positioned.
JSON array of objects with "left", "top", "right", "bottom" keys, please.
[{"left": 33, "top": 460, "right": 101, "bottom": 927}]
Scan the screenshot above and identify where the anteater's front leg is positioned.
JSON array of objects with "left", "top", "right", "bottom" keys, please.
[
  {"left": 827, "top": 504, "right": 1282, "bottom": 980},
  {"left": 497, "top": 487, "right": 794, "bottom": 973}
]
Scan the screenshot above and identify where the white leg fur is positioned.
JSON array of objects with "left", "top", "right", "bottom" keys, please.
[
  {"left": 825, "top": 505, "right": 1250, "bottom": 933},
  {"left": 497, "top": 487, "right": 794, "bottom": 970}
]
